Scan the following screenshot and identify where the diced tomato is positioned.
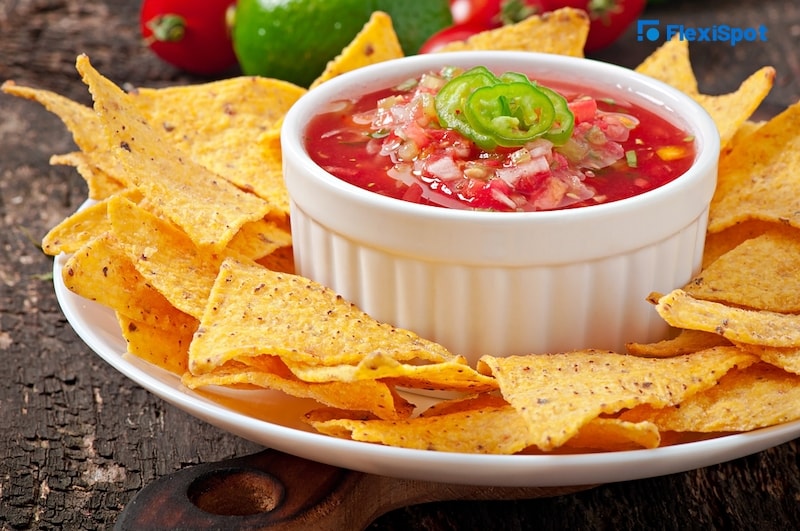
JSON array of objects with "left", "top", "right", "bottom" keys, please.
[{"left": 568, "top": 97, "right": 598, "bottom": 123}]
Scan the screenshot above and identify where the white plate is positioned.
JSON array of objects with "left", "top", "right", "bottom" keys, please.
[{"left": 54, "top": 252, "right": 800, "bottom": 487}]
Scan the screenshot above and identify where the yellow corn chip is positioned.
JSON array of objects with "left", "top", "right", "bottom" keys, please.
[
  {"left": 106, "top": 195, "right": 230, "bottom": 319},
  {"left": 75, "top": 54, "right": 271, "bottom": 251},
  {"left": 62, "top": 232, "right": 198, "bottom": 333},
  {"left": 1, "top": 80, "right": 104, "bottom": 154},
  {"left": 694, "top": 66, "right": 775, "bottom": 149},
  {"left": 310, "top": 11, "right": 405, "bottom": 89},
  {"left": 183, "top": 365, "right": 414, "bottom": 420},
  {"left": 701, "top": 218, "right": 793, "bottom": 269},
  {"left": 256, "top": 245, "right": 296, "bottom": 274},
  {"left": 655, "top": 289, "right": 800, "bottom": 347},
  {"left": 284, "top": 352, "right": 498, "bottom": 393},
  {"left": 50, "top": 151, "right": 127, "bottom": 200},
  {"left": 118, "top": 313, "right": 195, "bottom": 375},
  {"left": 306, "top": 404, "right": 532, "bottom": 454},
  {"left": 129, "top": 76, "right": 306, "bottom": 217},
  {"left": 564, "top": 418, "right": 661, "bottom": 451},
  {"left": 188, "top": 257, "right": 455, "bottom": 374},
  {"left": 227, "top": 217, "right": 292, "bottom": 262},
  {"left": 684, "top": 230, "right": 800, "bottom": 313},
  {"left": 626, "top": 329, "right": 731, "bottom": 358},
  {"left": 437, "top": 7, "right": 589, "bottom": 57},
  {"left": 620, "top": 363, "right": 800, "bottom": 432},
  {"left": 477, "top": 347, "right": 757, "bottom": 451},
  {"left": 634, "top": 37, "right": 774, "bottom": 149},
  {"left": 708, "top": 101, "right": 800, "bottom": 233},
  {"left": 42, "top": 189, "right": 140, "bottom": 256},
  {"left": 734, "top": 343, "right": 800, "bottom": 375},
  {"left": 635, "top": 36, "right": 699, "bottom": 95}
]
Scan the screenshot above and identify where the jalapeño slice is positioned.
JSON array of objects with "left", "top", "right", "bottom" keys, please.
[
  {"left": 464, "top": 82, "right": 555, "bottom": 148},
  {"left": 434, "top": 66, "right": 499, "bottom": 150}
]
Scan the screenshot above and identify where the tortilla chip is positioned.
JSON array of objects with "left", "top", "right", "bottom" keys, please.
[
  {"left": 306, "top": 404, "right": 532, "bottom": 453},
  {"left": 42, "top": 190, "right": 140, "bottom": 256},
  {"left": 118, "top": 313, "right": 195, "bottom": 374},
  {"left": 1, "top": 80, "right": 104, "bottom": 154},
  {"left": 655, "top": 289, "right": 800, "bottom": 348},
  {"left": 626, "top": 328, "right": 731, "bottom": 358},
  {"left": 477, "top": 347, "right": 757, "bottom": 451},
  {"left": 635, "top": 36, "right": 698, "bottom": 95},
  {"left": 437, "top": 7, "right": 589, "bottom": 57},
  {"left": 188, "top": 257, "right": 455, "bottom": 374},
  {"left": 564, "top": 418, "right": 661, "bottom": 451},
  {"left": 227, "top": 217, "right": 292, "bottom": 262},
  {"left": 50, "top": 151, "right": 127, "bottom": 200},
  {"left": 723, "top": 120, "right": 764, "bottom": 156},
  {"left": 701, "top": 219, "right": 793, "bottom": 269},
  {"left": 106, "top": 195, "right": 231, "bottom": 319},
  {"left": 284, "top": 352, "right": 498, "bottom": 393},
  {"left": 620, "top": 363, "right": 800, "bottom": 432},
  {"left": 419, "top": 393, "right": 508, "bottom": 417},
  {"left": 256, "top": 244, "right": 296, "bottom": 274},
  {"left": 684, "top": 230, "right": 800, "bottom": 313},
  {"left": 75, "top": 54, "right": 271, "bottom": 251},
  {"left": 129, "top": 76, "right": 306, "bottom": 217},
  {"left": 183, "top": 365, "right": 414, "bottom": 420},
  {"left": 707, "top": 101, "right": 800, "bottom": 233},
  {"left": 62, "top": 232, "right": 198, "bottom": 332},
  {"left": 310, "top": 11, "right": 405, "bottom": 89},
  {"left": 694, "top": 66, "right": 775, "bottom": 149},
  {"left": 734, "top": 343, "right": 800, "bottom": 375}
]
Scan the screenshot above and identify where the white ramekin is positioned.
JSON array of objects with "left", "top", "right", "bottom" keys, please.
[{"left": 281, "top": 51, "right": 720, "bottom": 365}]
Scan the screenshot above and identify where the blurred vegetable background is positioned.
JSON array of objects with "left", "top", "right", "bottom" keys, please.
[{"left": 139, "top": 0, "right": 651, "bottom": 83}]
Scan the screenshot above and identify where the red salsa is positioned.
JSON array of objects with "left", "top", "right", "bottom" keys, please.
[{"left": 305, "top": 66, "right": 696, "bottom": 212}]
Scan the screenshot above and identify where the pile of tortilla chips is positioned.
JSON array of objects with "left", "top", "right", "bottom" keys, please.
[{"left": 5, "top": 8, "right": 799, "bottom": 454}]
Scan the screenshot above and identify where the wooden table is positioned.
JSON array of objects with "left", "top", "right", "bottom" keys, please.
[{"left": 2, "top": 0, "right": 798, "bottom": 528}]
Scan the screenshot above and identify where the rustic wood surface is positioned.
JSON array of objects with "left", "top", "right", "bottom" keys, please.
[{"left": 1, "top": 0, "right": 798, "bottom": 529}]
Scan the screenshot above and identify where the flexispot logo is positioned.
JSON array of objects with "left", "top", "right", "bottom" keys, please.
[{"left": 637, "top": 19, "right": 768, "bottom": 47}]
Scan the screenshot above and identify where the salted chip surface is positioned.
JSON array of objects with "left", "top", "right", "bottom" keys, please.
[
  {"left": 311, "top": 11, "right": 405, "bottom": 89},
  {"left": 684, "top": 230, "right": 800, "bottom": 313},
  {"left": 50, "top": 151, "right": 127, "bottom": 200},
  {"left": 701, "top": 219, "right": 792, "bottom": 269},
  {"left": 626, "top": 329, "right": 730, "bottom": 358},
  {"left": 306, "top": 404, "right": 532, "bottom": 454},
  {"left": 1, "top": 81, "right": 104, "bottom": 154},
  {"left": 655, "top": 289, "right": 800, "bottom": 348},
  {"left": 437, "top": 7, "right": 589, "bottom": 57},
  {"left": 477, "top": 347, "right": 757, "bottom": 451},
  {"left": 620, "top": 363, "right": 800, "bottom": 432},
  {"left": 693, "top": 66, "right": 774, "bottom": 149},
  {"left": 76, "top": 54, "right": 271, "bottom": 250},
  {"left": 707, "top": 101, "right": 800, "bottom": 233},
  {"left": 226, "top": 217, "right": 292, "bottom": 262},
  {"left": 107, "top": 196, "right": 231, "bottom": 319},
  {"left": 563, "top": 418, "right": 661, "bottom": 451},
  {"left": 62, "top": 232, "right": 198, "bottom": 333},
  {"left": 118, "top": 313, "right": 195, "bottom": 375},
  {"left": 42, "top": 190, "right": 140, "bottom": 256},
  {"left": 285, "top": 352, "right": 497, "bottom": 393},
  {"left": 634, "top": 37, "right": 773, "bottom": 148},
  {"left": 734, "top": 343, "right": 800, "bottom": 375},
  {"left": 635, "top": 36, "right": 699, "bottom": 95},
  {"left": 188, "top": 257, "right": 455, "bottom": 374},
  {"left": 129, "top": 76, "right": 306, "bottom": 217},
  {"left": 183, "top": 365, "right": 414, "bottom": 420}
]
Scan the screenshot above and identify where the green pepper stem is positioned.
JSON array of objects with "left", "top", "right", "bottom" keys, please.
[{"left": 146, "top": 14, "right": 186, "bottom": 43}]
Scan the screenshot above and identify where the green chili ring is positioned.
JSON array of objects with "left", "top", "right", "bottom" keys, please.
[
  {"left": 434, "top": 67, "right": 499, "bottom": 150},
  {"left": 464, "top": 82, "right": 556, "bottom": 147}
]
